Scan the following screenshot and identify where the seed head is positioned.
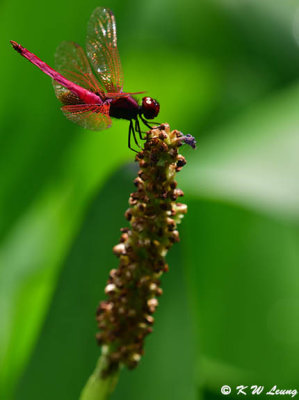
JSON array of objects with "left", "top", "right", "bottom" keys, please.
[{"left": 96, "top": 123, "right": 195, "bottom": 376}]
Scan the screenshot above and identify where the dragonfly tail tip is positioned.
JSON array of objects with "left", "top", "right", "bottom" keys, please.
[{"left": 10, "top": 40, "right": 22, "bottom": 53}]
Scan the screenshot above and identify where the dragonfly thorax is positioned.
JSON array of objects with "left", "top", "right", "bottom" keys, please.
[{"left": 140, "top": 96, "right": 160, "bottom": 120}]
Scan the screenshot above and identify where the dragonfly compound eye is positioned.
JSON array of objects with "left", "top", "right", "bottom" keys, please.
[{"left": 141, "top": 97, "right": 160, "bottom": 119}]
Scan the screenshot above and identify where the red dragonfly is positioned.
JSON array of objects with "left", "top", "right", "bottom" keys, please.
[{"left": 11, "top": 7, "right": 160, "bottom": 151}]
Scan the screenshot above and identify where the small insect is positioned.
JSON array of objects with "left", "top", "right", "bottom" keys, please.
[{"left": 10, "top": 7, "right": 160, "bottom": 151}]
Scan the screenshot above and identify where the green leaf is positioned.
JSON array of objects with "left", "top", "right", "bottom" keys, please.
[
  {"left": 182, "top": 199, "right": 299, "bottom": 392},
  {"left": 182, "top": 83, "right": 299, "bottom": 221}
]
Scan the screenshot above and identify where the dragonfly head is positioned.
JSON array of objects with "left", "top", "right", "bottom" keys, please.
[{"left": 140, "top": 96, "right": 160, "bottom": 119}]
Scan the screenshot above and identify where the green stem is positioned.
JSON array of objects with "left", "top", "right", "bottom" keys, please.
[{"left": 79, "top": 346, "right": 119, "bottom": 400}]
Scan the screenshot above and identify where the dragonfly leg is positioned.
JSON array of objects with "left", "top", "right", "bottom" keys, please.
[
  {"left": 135, "top": 118, "right": 146, "bottom": 140},
  {"left": 132, "top": 124, "right": 143, "bottom": 150},
  {"left": 128, "top": 120, "right": 138, "bottom": 152},
  {"left": 128, "top": 120, "right": 142, "bottom": 152},
  {"left": 140, "top": 116, "right": 161, "bottom": 130}
]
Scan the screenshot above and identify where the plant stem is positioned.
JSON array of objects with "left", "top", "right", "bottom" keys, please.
[{"left": 79, "top": 346, "right": 119, "bottom": 400}]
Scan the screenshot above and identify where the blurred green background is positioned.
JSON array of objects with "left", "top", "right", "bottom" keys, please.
[{"left": 1, "top": 0, "right": 299, "bottom": 399}]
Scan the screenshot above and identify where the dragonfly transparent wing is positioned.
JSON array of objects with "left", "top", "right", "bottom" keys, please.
[
  {"left": 53, "top": 41, "right": 103, "bottom": 103},
  {"left": 61, "top": 103, "right": 111, "bottom": 131},
  {"left": 86, "top": 7, "right": 124, "bottom": 94}
]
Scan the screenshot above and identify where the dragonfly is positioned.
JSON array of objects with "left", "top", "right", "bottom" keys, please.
[{"left": 10, "top": 7, "right": 160, "bottom": 151}]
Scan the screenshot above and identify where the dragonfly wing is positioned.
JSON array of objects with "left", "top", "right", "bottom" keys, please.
[
  {"left": 53, "top": 41, "right": 103, "bottom": 103},
  {"left": 105, "top": 91, "right": 146, "bottom": 98},
  {"left": 86, "top": 7, "right": 124, "bottom": 94},
  {"left": 61, "top": 103, "right": 111, "bottom": 131}
]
